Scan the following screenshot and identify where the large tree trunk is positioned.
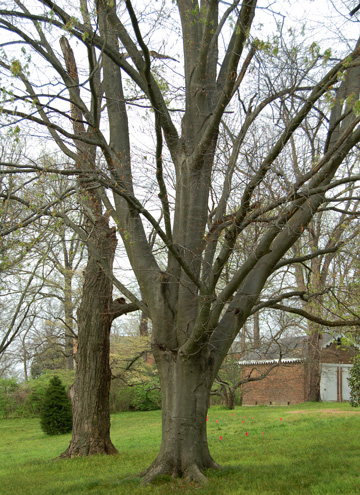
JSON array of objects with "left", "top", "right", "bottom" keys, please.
[
  {"left": 306, "top": 325, "right": 321, "bottom": 402},
  {"left": 253, "top": 312, "right": 260, "bottom": 348},
  {"left": 142, "top": 348, "right": 220, "bottom": 483},
  {"left": 64, "top": 269, "right": 75, "bottom": 370},
  {"left": 139, "top": 311, "right": 149, "bottom": 336},
  {"left": 294, "top": 254, "right": 322, "bottom": 402},
  {"left": 61, "top": 217, "right": 118, "bottom": 457}
]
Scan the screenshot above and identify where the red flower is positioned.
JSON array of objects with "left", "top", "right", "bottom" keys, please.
[
  {"left": 219, "top": 436, "right": 223, "bottom": 440},
  {"left": 216, "top": 420, "right": 218, "bottom": 423},
  {"left": 245, "top": 432, "right": 248, "bottom": 436},
  {"left": 280, "top": 418, "right": 282, "bottom": 421}
]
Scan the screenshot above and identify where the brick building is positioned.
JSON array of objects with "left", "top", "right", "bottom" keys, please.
[{"left": 239, "top": 335, "right": 358, "bottom": 406}]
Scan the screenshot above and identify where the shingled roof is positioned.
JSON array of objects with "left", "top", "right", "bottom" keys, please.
[{"left": 238, "top": 333, "right": 354, "bottom": 365}]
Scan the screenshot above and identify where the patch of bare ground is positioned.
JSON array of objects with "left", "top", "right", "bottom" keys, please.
[{"left": 287, "top": 408, "right": 360, "bottom": 415}]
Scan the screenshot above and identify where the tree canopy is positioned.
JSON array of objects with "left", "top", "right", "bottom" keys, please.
[{"left": 1, "top": 0, "right": 360, "bottom": 483}]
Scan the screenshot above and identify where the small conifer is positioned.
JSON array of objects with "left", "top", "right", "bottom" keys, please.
[{"left": 40, "top": 376, "right": 72, "bottom": 435}]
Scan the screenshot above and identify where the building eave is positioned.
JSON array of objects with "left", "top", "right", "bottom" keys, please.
[{"left": 239, "top": 357, "right": 305, "bottom": 366}]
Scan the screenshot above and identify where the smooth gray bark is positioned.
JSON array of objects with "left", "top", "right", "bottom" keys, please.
[
  {"left": 142, "top": 347, "right": 219, "bottom": 483},
  {"left": 1, "top": 0, "right": 360, "bottom": 482}
]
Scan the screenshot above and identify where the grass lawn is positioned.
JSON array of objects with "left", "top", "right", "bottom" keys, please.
[{"left": 1, "top": 402, "right": 360, "bottom": 494}]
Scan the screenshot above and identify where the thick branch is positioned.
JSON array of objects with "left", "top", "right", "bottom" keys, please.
[
  {"left": 270, "top": 304, "right": 360, "bottom": 327},
  {"left": 251, "top": 289, "right": 332, "bottom": 314},
  {"left": 192, "top": 0, "right": 257, "bottom": 163},
  {"left": 274, "top": 246, "right": 342, "bottom": 271}
]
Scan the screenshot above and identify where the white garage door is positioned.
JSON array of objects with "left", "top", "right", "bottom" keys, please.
[
  {"left": 341, "top": 366, "right": 352, "bottom": 401},
  {"left": 320, "top": 365, "right": 338, "bottom": 402},
  {"left": 320, "top": 364, "right": 353, "bottom": 402}
]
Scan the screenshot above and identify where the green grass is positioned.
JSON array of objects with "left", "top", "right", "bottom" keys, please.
[{"left": 1, "top": 402, "right": 360, "bottom": 494}]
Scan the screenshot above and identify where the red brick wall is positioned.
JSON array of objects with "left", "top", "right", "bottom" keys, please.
[
  {"left": 241, "top": 363, "right": 306, "bottom": 406},
  {"left": 320, "top": 343, "right": 356, "bottom": 364}
]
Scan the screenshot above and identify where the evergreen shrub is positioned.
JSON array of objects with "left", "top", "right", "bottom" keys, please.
[{"left": 40, "top": 376, "right": 72, "bottom": 435}]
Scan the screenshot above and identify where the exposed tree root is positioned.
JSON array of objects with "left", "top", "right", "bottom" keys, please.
[
  {"left": 184, "top": 463, "right": 208, "bottom": 484},
  {"left": 207, "top": 458, "right": 222, "bottom": 470},
  {"left": 141, "top": 463, "right": 174, "bottom": 484},
  {"left": 59, "top": 439, "right": 118, "bottom": 458},
  {"left": 141, "top": 455, "right": 221, "bottom": 484}
]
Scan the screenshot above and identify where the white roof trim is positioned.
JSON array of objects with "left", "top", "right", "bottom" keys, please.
[
  {"left": 239, "top": 357, "right": 304, "bottom": 365},
  {"left": 321, "top": 334, "right": 360, "bottom": 350}
]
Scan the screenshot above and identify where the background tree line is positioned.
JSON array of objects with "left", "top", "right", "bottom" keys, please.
[{"left": 1, "top": 0, "right": 360, "bottom": 483}]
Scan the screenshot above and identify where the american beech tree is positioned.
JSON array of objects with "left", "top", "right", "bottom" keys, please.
[{"left": 1, "top": 0, "right": 360, "bottom": 482}]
